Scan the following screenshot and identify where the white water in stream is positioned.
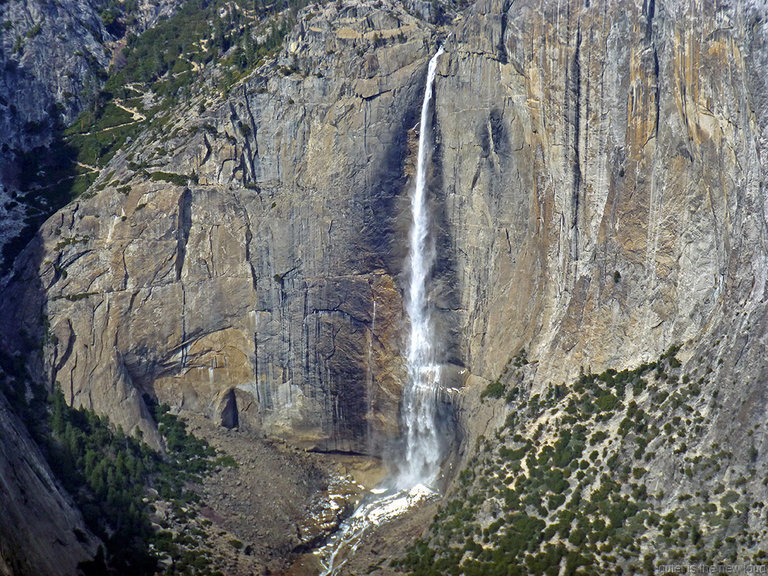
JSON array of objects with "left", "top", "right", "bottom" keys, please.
[{"left": 316, "top": 46, "right": 445, "bottom": 576}]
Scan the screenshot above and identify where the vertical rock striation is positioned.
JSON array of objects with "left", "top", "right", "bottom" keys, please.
[
  {"left": 3, "top": 0, "right": 768, "bottom": 478},
  {"left": 433, "top": 0, "right": 768, "bottom": 396}
]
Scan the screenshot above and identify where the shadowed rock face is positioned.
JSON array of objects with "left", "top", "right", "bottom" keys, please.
[
  {"left": 0, "top": 0, "right": 184, "bottom": 156},
  {"left": 0, "top": 0, "right": 108, "bottom": 153},
  {"left": 2, "top": 1, "right": 435, "bottom": 455},
  {"left": 0, "top": 0, "right": 185, "bottom": 268},
  {"left": 3, "top": 0, "right": 768, "bottom": 467},
  {"left": 0, "top": 395, "right": 99, "bottom": 576},
  {"left": 0, "top": 0, "right": 110, "bottom": 267}
]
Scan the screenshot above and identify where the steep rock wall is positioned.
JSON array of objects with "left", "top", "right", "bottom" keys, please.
[
  {"left": 0, "top": 0, "right": 186, "bottom": 268},
  {"left": 4, "top": 0, "right": 768, "bottom": 468},
  {"left": 2, "top": 1, "right": 437, "bottom": 454},
  {"left": 0, "top": 394, "right": 99, "bottom": 576},
  {"left": 0, "top": 0, "right": 110, "bottom": 266},
  {"left": 435, "top": 0, "right": 768, "bottom": 388}
]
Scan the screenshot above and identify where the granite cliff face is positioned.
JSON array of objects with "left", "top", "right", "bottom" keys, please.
[
  {"left": 4, "top": 0, "right": 437, "bottom": 454},
  {"left": 432, "top": 0, "right": 768, "bottom": 477},
  {"left": 3, "top": 0, "right": 768, "bottom": 568},
  {"left": 0, "top": 396, "right": 99, "bottom": 576},
  {"left": 0, "top": 0, "right": 184, "bottom": 268},
  {"left": 5, "top": 0, "right": 768, "bottom": 455},
  {"left": 439, "top": 0, "right": 768, "bottom": 390}
]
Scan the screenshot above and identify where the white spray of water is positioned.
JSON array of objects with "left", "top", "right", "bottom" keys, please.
[
  {"left": 316, "top": 46, "right": 445, "bottom": 575},
  {"left": 397, "top": 44, "right": 445, "bottom": 489}
]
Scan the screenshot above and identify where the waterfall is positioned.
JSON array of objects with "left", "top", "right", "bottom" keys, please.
[
  {"left": 315, "top": 47, "right": 445, "bottom": 575},
  {"left": 397, "top": 45, "right": 444, "bottom": 489}
]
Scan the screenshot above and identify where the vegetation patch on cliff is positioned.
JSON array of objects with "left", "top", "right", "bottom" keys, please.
[
  {"left": 44, "top": 390, "right": 237, "bottom": 575},
  {"left": 0, "top": 346, "right": 238, "bottom": 576},
  {"left": 396, "top": 348, "right": 767, "bottom": 575},
  {"left": 2, "top": 0, "right": 304, "bottom": 271}
]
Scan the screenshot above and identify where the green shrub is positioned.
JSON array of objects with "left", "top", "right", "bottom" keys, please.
[
  {"left": 229, "top": 538, "right": 244, "bottom": 550},
  {"left": 481, "top": 380, "right": 506, "bottom": 400},
  {"left": 149, "top": 171, "right": 189, "bottom": 186}
]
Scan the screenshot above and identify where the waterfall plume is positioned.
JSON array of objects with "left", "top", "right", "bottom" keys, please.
[
  {"left": 316, "top": 47, "right": 445, "bottom": 575},
  {"left": 397, "top": 45, "right": 445, "bottom": 489}
]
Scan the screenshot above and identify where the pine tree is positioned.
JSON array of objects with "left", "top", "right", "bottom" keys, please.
[
  {"left": 50, "top": 389, "right": 67, "bottom": 435},
  {"left": 90, "top": 462, "right": 105, "bottom": 496},
  {"left": 84, "top": 448, "right": 97, "bottom": 477},
  {"left": 116, "top": 451, "right": 127, "bottom": 478}
]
